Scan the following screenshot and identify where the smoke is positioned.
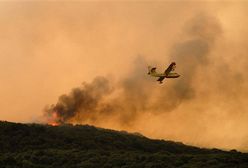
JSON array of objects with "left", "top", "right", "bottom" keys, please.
[
  {"left": 164, "top": 14, "right": 222, "bottom": 103},
  {"left": 45, "top": 76, "right": 113, "bottom": 124},
  {"left": 45, "top": 14, "right": 222, "bottom": 126},
  {"left": 30, "top": 3, "right": 247, "bottom": 151},
  {"left": 44, "top": 58, "right": 151, "bottom": 126},
  {"left": 0, "top": 0, "right": 248, "bottom": 151}
]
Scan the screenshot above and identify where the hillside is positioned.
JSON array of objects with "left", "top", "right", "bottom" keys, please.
[{"left": 0, "top": 121, "right": 248, "bottom": 168}]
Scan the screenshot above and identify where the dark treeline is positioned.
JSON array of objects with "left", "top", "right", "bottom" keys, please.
[{"left": 0, "top": 121, "right": 248, "bottom": 168}]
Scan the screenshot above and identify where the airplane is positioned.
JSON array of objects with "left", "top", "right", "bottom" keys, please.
[{"left": 148, "top": 62, "right": 180, "bottom": 84}]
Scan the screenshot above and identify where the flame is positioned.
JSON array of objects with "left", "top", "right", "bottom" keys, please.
[
  {"left": 48, "top": 111, "right": 60, "bottom": 126},
  {"left": 50, "top": 122, "right": 59, "bottom": 126}
]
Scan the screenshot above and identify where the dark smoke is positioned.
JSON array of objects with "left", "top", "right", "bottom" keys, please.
[
  {"left": 45, "top": 76, "right": 113, "bottom": 124},
  {"left": 44, "top": 14, "right": 222, "bottom": 126}
]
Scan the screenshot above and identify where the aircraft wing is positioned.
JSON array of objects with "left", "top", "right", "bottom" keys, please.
[{"left": 164, "top": 62, "right": 176, "bottom": 75}]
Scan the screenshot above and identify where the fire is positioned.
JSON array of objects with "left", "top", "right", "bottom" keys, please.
[
  {"left": 50, "top": 122, "right": 59, "bottom": 126},
  {"left": 48, "top": 111, "right": 60, "bottom": 126}
]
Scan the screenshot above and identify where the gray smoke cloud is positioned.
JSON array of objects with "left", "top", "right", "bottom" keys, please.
[
  {"left": 45, "top": 76, "right": 113, "bottom": 124},
  {"left": 44, "top": 13, "right": 248, "bottom": 151},
  {"left": 44, "top": 14, "right": 223, "bottom": 126},
  {"left": 162, "top": 14, "right": 222, "bottom": 104}
]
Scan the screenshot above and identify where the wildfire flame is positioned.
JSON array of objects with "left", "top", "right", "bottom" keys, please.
[
  {"left": 48, "top": 111, "right": 60, "bottom": 126},
  {"left": 50, "top": 122, "right": 59, "bottom": 126}
]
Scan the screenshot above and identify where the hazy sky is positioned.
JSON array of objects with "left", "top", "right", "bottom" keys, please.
[{"left": 0, "top": 1, "right": 248, "bottom": 151}]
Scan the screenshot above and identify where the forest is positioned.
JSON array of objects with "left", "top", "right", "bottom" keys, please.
[{"left": 0, "top": 121, "right": 247, "bottom": 168}]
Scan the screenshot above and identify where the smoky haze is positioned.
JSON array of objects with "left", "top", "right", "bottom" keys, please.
[
  {"left": 45, "top": 14, "right": 223, "bottom": 126},
  {"left": 45, "top": 13, "right": 247, "bottom": 151},
  {"left": 0, "top": 2, "right": 248, "bottom": 151}
]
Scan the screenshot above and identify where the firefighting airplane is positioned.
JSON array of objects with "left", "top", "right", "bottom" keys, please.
[{"left": 148, "top": 62, "right": 180, "bottom": 84}]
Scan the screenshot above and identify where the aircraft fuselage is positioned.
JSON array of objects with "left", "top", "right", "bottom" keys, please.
[{"left": 149, "top": 72, "right": 180, "bottom": 78}]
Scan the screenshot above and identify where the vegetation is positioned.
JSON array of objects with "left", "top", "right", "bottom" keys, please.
[{"left": 0, "top": 121, "right": 248, "bottom": 168}]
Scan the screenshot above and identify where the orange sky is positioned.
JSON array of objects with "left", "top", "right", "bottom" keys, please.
[{"left": 0, "top": 1, "right": 248, "bottom": 151}]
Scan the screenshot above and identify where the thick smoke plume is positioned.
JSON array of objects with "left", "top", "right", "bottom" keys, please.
[
  {"left": 45, "top": 77, "right": 113, "bottom": 124},
  {"left": 43, "top": 12, "right": 248, "bottom": 151},
  {"left": 45, "top": 15, "right": 222, "bottom": 125}
]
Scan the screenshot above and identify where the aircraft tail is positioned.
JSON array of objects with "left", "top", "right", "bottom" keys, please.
[{"left": 148, "top": 66, "right": 152, "bottom": 74}]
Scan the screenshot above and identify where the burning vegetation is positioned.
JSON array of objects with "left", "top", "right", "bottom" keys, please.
[{"left": 44, "top": 76, "right": 113, "bottom": 125}]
